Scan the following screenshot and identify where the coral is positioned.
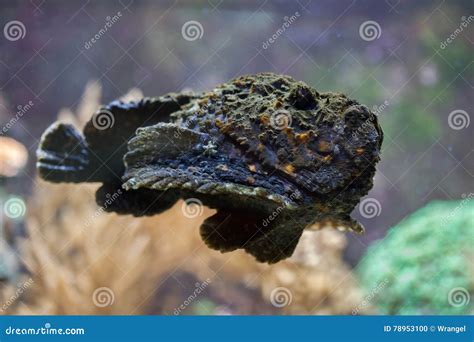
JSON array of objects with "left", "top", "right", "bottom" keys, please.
[
  {"left": 12, "top": 181, "right": 209, "bottom": 314},
  {"left": 37, "top": 73, "right": 383, "bottom": 263},
  {"left": 0, "top": 137, "right": 28, "bottom": 177},
  {"left": 356, "top": 199, "right": 474, "bottom": 315},
  {"left": 259, "top": 229, "right": 366, "bottom": 314}
]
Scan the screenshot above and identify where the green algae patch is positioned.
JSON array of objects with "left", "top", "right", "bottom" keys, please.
[{"left": 357, "top": 198, "right": 474, "bottom": 314}]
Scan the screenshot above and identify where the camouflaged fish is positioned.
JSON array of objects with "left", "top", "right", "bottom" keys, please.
[{"left": 37, "top": 73, "right": 383, "bottom": 263}]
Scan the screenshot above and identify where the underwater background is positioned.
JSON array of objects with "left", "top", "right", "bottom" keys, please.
[{"left": 0, "top": 0, "right": 472, "bottom": 315}]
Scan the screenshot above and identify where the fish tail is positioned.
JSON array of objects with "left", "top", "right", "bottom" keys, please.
[{"left": 36, "top": 122, "right": 93, "bottom": 183}]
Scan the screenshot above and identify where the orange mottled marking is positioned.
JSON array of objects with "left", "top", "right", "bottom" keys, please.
[
  {"left": 283, "top": 164, "right": 295, "bottom": 174},
  {"left": 295, "top": 132, "right": 310, "bottom": 144},
  {"left": 317, "top": 140, "right": 332, "bottom": 153},
  {"left": 218, "top": 123, "right": 232, "bottom": 133},
  {"left": 260, "top": 114, "right": 270, "bottom": 125},
  {"left": 322, "top": 155, "right": 333, "bottom": 163},
  {"left": 284, "top": 127, "right": 294, "bottom": 139}
]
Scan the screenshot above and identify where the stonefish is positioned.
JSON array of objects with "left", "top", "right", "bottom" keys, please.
[{"left": 37, "top": 73, "right": 383, "bottom": 263}]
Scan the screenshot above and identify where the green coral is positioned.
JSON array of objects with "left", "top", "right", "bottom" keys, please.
[{"left": 356, "top": 199, "right": 474, "bottom": 315}]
